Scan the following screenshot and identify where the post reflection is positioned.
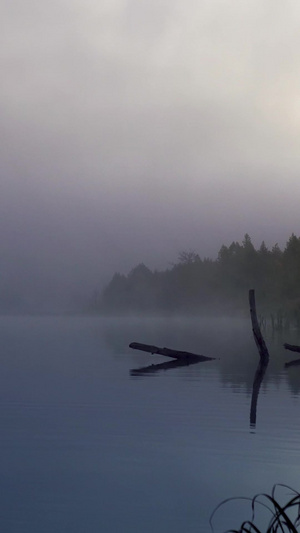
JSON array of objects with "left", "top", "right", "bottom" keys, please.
[{"left": 250, "top": 358, "right": 269, "bottom": 428}]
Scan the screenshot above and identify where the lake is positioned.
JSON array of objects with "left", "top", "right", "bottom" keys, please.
[{"left": 1, "top": 315, "right": 300, "bottom": 533}]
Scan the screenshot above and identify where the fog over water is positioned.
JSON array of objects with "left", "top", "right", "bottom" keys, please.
[{"left": 2, "top": 1, "right": 300, "bottom": 311}]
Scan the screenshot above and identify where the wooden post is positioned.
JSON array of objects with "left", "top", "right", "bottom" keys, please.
[
  {"left": 249, "top": 289, "right": 269, "bottom": 428},
  {"left": 249, "top": 289, "right": 269, "bottom": 363}
]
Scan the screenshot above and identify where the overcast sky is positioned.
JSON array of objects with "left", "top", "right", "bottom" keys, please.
[{"left": 2, "top": 0, "right": 300, "bottom": 308}]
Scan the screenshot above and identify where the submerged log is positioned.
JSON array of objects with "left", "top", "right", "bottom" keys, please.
[
  {"left": 249, "top": 289, "right": 269, "bottom": 363},
  {"left": 285, "top": 358, "right": 300, "bottom": 368},
  {"left": 129, "top": 342, "right": 214, "bottom": 362},
  {"left": 283, "top": 343, "right": 300, "bottom": 368},
  {"left": 283, "top": 343, "right": 300, "bottom": 353}
]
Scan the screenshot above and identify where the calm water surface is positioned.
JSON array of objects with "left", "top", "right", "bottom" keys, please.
[{"left": 1, "top": 315, "right": 300, "bottom": 533}]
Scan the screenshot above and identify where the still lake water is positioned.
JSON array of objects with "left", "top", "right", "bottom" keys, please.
[{"left": 1, "top": 315, "right": 300, "bottom": 533}]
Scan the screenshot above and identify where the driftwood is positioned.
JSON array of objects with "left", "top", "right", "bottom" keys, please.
[
  {"left": 283, "top": 343, "right": 300, "bottom": 353},
  {"left": 285, "top": 359, "right": 300, "bottom": 368},
  {"left": 283, "top": 343, "right": 300, "bottom": 368},
  {"left": 129, "top": 342, "right": 214, "bottom": 362},
  {"left": 249, "top": 289, "right": 269, "bottom": 363}
]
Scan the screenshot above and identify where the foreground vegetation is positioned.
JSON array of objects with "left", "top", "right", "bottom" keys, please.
[
  {"left": 96, "top": 234, "right": 300, "bottom": 321},
  {"left": 211, "top": 485, "right": 300, "bottom": 533}
]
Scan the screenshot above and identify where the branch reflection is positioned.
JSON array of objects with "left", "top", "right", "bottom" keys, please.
[{"left": 130, "top": 356, "right": 204, "bottom": 376}]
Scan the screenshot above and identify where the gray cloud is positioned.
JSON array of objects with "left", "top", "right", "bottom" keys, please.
[{"left": 1, "top": 0, "right": 300, "bottom": 310}]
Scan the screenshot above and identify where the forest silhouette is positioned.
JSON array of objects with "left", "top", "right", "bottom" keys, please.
[{"left": 97, "top": 234, "right": 300, "bottom": 321}]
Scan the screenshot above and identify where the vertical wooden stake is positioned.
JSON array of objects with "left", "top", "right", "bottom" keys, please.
[
  {"left": 249, "top": 289, "right": 269, "bottom": 428},
  {"left": 249, "top": 289, "right": 269, "bottom": 363}
]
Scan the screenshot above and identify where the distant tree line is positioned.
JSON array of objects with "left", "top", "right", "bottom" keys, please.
[{"left": 95, "top": 234, "right": 300, "bottom": 320}]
